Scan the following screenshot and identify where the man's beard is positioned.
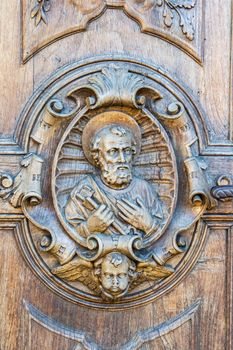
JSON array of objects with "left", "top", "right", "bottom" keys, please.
[{"left": 100, "top": 161, "right": 132, "bottom": 188}]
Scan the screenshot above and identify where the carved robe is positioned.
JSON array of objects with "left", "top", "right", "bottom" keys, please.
[{"left": 65, "top": 175, "right": 163, "bottom": 238}]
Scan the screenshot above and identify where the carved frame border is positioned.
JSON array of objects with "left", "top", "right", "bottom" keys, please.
[
  {"left": 1, "top": 215, "right": 231, "bottom": 345},
  {"left": 1, "top": 55, "right": 232, "bottom": 155},
  {"left": 0, "top": 214, "right": 233, "bottom": 338},
  {"left": 0, "top": 213, "right": 207, "bottom": 310},
  {"left": 0, "top": 56, "right": 231, "bottom": 309}
]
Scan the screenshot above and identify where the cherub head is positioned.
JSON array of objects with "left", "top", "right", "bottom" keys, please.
[
  {"left": 52, "top": 253, "right": 174, "bottom": 301},
  {"left": 94, "top": 252, "right": 136, "bottom": 299}
]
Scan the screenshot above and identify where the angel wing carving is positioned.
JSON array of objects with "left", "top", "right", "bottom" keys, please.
[
  {"left": 52, "top": 257, "right": 101, "bottom": 295},
  {"left": 130, "top": 260, "right": 174, "bottom": 290}
]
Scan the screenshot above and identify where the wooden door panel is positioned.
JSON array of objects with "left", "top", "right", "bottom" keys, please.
[
  {"left": 0, "top": 1, "right": 233, "bottom": 350},
  {"left": 0, "top": 221, "right": 231, "bottom": 349},
  {"left": 1, "top": 3, "right": 232, "bottom": 148}
]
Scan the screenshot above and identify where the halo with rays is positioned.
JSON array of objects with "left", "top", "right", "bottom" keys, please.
[{"left": 54, "top": 108, "right": 178, "bottom": 239}]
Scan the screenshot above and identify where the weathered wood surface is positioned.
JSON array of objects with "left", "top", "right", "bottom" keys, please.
[{"left": 0, "top": 1, "right": 232, "bottom": 349}]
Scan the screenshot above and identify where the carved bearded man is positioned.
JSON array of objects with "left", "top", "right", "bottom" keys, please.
[{"left": 65, "top": 115, "right": 163, "bottom": 239}]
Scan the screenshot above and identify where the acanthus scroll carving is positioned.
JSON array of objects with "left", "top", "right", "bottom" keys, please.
[
  {"left": 164, "top": 0, "right": 196, "bottom": 40},
  {"left": 1, "top": 59, "right": 214, "bottom": 308}
]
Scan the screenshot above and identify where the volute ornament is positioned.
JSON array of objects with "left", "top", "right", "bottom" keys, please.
[{"left": 0, "top": 58, "right": 214, "bottom": 308}]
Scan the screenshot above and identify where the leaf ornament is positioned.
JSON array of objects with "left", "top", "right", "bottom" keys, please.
[
  {"left": 130, "top": 0, "right": 196, "bottom": 40},
  {"left": 178, "top": 9, "right": 195, "bottom": 40},
  {"left": 163, "top": 5, "right": 174, "bottom": 27},
  {"left": 163, "top": 0, "right": 196, "bottom": 40},
  {"left": 31, "top": 0, "right": 51, "bottom": 26},
  {"left": 169, "top": 0, "right": 196, "bottom": 9}
]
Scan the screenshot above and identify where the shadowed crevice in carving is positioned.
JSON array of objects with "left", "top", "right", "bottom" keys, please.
[
  {"left": 24, "top": 299, "right": 201, "bottom": 350},
  {"left": 211, "top": 186, "right": 233, "bottom": 201},
  {"left": 211, "top": 176, "right": 233, "bottom": 201}
]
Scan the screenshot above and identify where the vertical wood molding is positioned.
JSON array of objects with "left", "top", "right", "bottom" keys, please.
[
  {"left": 230, "top": 0, "right": 233, "bottom": 140},
  {"left": 226, "top": 226, "right": 233, "bottom": 349},
  {"left": 202, "top": 217, "right": 233, "bottom": 350}
]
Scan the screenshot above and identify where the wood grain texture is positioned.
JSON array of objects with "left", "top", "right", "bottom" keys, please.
[
  {"left": 230, "top": 0, "right": 233, "bottom": 141},
  {"left": 24, "top": 299, "right": 201, "bottom": 350},
  {"left": 0, "top": 0, "right": 233, "bottom": 349},
  {"left": 1, "top": 1, "right": 232, "bottom": 149},
  {"left": 0, "top": 216, "right": 231, "bottom": 349},
  {"left": 22, "top": 0, "right": 204, "bottom": 64},
  {"left": 29, "top": 5, "right": 232, "bottom": 148},
  {"left": 0, "top": 57, "right": 223, "bottom": 311},
  {"left": 0, "top": 1, "right": 33, "bottom": 138}
]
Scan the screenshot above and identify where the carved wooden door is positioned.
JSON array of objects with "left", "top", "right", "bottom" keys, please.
[{"left": 0, "top": 1, "right": 232, "bottom": 350}]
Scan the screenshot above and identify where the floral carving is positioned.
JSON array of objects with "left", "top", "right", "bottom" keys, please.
[
  {"left": 70, "top": 0, "right": 196, "bottom": 40},
  {"left": 31, "top": 0, "right": 51, "bottom": 26},
  {"left": 132, "top": 0, "right": 196, "bottom": 40},
  {"left": 31, "top": 0, "right": 196, "bottom": 40}
]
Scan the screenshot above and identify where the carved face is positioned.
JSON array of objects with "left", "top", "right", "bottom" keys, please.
[
  {"left": 100, "top": 253, "right": 130, "bottom": 298},
  {"left": 93, "top": 126, "right": 136, "bottom": 189}
]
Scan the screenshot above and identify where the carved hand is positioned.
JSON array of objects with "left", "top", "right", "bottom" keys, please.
[
  {"left": 86, "top": 204, "right": 114, "bottom": 233},
  {"left": 117, "top": 198, "right": 154, "bottom": 234}
]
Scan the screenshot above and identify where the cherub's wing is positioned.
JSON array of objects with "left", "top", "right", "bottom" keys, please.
[
  {"left": 130, "top": 260, "right": 174, "bottom": 290},
  {"left": 52, "top": 257, "right": 101, "bottom": 295}
]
